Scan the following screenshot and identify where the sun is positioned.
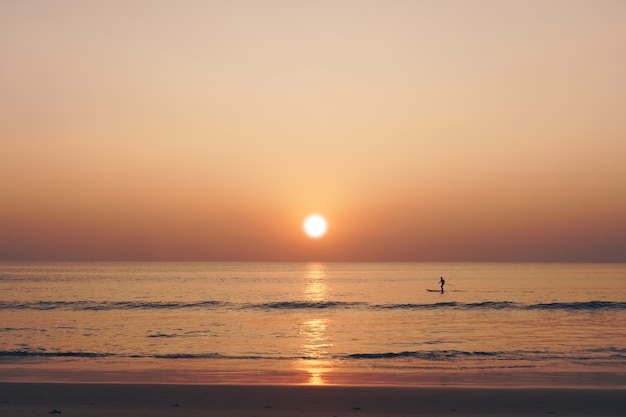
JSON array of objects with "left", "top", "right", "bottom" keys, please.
[{"left": 304, "top": 215, "right": 327, "bottom": 238}]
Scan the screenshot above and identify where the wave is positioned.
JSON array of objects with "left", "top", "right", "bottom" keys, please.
[
  {"left": 2, "top": 300, "right": 625, "bottom": 312},
  {"left": 346, "top": 347, "right": 626, "bottom": 362},
  {"left": 252, "top": 301, "right": 366, "bottom": 309},
  {"left": 346, "top": 350, "right": 502, "bottom": 360},
  {"left": 0, "top": 300, "right": 227, "bottom": 311},
  {"left": 372, "top": 301, "right": 626, "bottom": 311},
  {"left": 146, "top": 330, "right": 213, "bottom": 339},
  {"left": 373, "top": 301, "right": 518, "bottom": 310},
  {"left": 0, "top": 350, "right": 112, "bottom": 358},
  {"left": 526, "top": 301, "right": 626, "bottom": 310},
  {"left": 2, "top": 347, "right": 625, "bottom": 362}
]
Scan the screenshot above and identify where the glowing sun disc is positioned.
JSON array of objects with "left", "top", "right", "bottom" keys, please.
[{"left": 304, "top": 215, "right": 327, "bottom": 238}]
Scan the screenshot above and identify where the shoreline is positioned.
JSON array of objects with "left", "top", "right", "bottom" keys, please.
[
  {"left": 1, "top": 382, "right": 625, "bottom": 417},
  {"left": 2, "top": 359, "right": 626, "bottom": 389}
]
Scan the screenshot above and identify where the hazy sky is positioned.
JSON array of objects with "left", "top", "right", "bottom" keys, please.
[{"left": 1, "top": 0, "right": 625, "bottom": 261}]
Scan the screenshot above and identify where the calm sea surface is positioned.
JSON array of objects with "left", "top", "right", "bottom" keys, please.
[{"left": 1, "top": 262, "right": 625, "bottom": 386}]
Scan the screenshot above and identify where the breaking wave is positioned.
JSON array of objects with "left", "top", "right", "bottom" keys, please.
[
  {"left": 1, "top": 300, "right": 624, "bottom": 311},
  {"left": 2, "top": 347, "right": 625, "bottom": 364}
]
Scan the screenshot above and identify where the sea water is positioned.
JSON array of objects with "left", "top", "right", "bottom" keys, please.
[{"left": 1, "top": 262, "right": 625, "bottom": 386}]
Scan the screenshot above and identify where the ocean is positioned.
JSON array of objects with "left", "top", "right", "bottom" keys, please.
[{"left": 1, "top": 262, "right": 625, "bottom": 387}]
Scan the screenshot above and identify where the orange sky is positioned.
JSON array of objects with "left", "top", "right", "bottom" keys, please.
[{"left": 1, "top": 1, "right": 625, "bottom": 261}]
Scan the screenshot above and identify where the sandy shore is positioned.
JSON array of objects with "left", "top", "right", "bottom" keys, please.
[{"left": 1, "top": 383, "right": 625, "bottom": 417}]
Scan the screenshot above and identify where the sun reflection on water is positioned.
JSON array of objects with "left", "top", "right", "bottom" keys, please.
[
  {"left": 299, "top": 318, "right": 331, "bottom": 384},
  {"left": 298, "top": 263, "right": 332, "bottom": 384},
  {"left": 304, "top": 263, "right": 327, "bottom": 302}
]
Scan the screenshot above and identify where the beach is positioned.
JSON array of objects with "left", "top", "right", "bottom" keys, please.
[
  {"left": 2, "top": 262, "right": 624, "bottom": 416},
  {"left": 2, "top": 382, "right": 626, "bottom": 417}
]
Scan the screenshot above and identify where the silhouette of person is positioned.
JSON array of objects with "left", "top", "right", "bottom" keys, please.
[{"left": 439, "top": 276, "right": 445, "bottom": 293}]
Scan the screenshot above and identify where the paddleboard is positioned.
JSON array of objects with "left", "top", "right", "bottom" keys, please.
[{"left": 426, "top": 289, "right": 443, "bottom": 292}]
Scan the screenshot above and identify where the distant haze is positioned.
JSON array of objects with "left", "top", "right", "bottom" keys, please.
[{"left": 1, "top": 1, "right": 625, "bottom": 261}]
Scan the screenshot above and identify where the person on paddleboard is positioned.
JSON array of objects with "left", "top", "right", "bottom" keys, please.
[{"left": 439, "top": 276, "right": 445, "bottom": 293}]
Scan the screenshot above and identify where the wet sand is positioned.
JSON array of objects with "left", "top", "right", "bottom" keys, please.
[{"left": 1, "top": 382, "right": 625, "bottom": 417}]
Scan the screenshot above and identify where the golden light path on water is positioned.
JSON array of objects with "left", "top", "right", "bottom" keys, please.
[{"left": 298, "top": 263, "right": 331, "bottom": 385}]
